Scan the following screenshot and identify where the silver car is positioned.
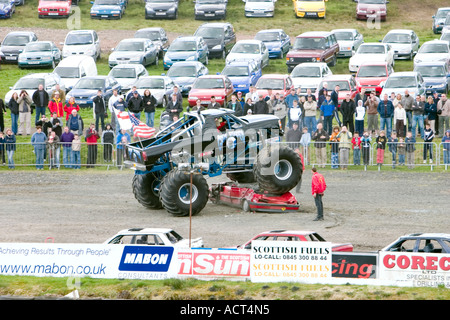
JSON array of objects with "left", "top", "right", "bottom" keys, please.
[
  {"left": 382, "top": 29, "right": 420, "bottom": 60},
  {"left": 332, "top": 28, "right": 364, "bottom": 58},
  {"left": 225, "top": 39, "right": 269, "bottom": 69}
]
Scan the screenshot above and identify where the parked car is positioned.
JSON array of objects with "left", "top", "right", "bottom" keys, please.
[
  {"left": 128, "top": 75, "right": 176, "bottom": 107},
  {"left": 62, "top": 29, "right": 101, "bottom": 61},
  {"left": 109, "top": 38, "right": 159, "bottom": 68},
  {"left": 293, "top": 0, "right": 327, "bottom": 19},
  {"left": 380, "top": 233, "right": 450, "bottom": 253},
  {"left": 163, "top": 36, "right": 209, "bottom": 70},
  {"left": 255, "top": 74, "right": 294, "bottom": 98},
  {"left": 356, "top": 0, "right": 388, "bottom": 22},
  {"left": 244, "top": 0, "right": 276, "bottom": 18},
  {"left": 317, "top": 74, "right": 358, "bottom": 105},
  {"left": 90, "top": 0, "right": 125, "bottom": 19},
  {"left": 166, "top": 61, "right": 208, "bottom": 96},
  {"left": 5, "top": 73, "right": 64, "bottom": 104},
  {"left": 441, "top": 12, "right": 450, "bottom": 33},
  {"left": 134, "top": 27, "right": 169, "bottom": 58},
  {"left": 13, "top": 0, "right": 22, "bottom": 5},
  {"left": 290, "top": 62, "right": 332, "bottom": 93},
  {"left": 193, "top": 22, "right": 236, "bottom": 59},
  {"left": 413, "top": 40, "right": 450, "bottom": 69},
  {"left": 381, "top": 29, "right": 419, "bottom": 60},
  {"left": 379, "top": 71, "right": 425, "bottom": 98},
  {"left": 144, "top": 0, "right": 179, "bottom": 19},
  {"left": 108, "top": 64, "right": 149, "bottom": 92},
  {"left": 414, "top": 62, "right": 450, "bottom": 95},
  {"left": 331, "top": 28, "right": 364, "bottom": 58},
  {"left": 38, "top": 0, "right": 71, "bottom": 18},
  {"left": 0, "top": 31, "right": 38, "bottom": 64},
  {"left": 236, "top": 230, "right": 353, "bottom": 252},
  {"left": 0, "top": 0, "right": 15, "bottom": 19},
  {"left": 187, "top": 74, "right": 234, "bottom": 107},
  {"left": 104, "top": 227, "right": 204, "bottom": 248},
  {"left": 355, "top": 62, "right": 393, "bottom": 96},
  {"left": 18, "top": 41, "right": 61, "bottom": 69},
  {"left": 440, "top": 30, "right": 450, "bottom": 46},
  {"left": 194, "top": 0, "right": 227, "bottom": 20},
  {"left": 225, "top": 39, "right": 269, "bottom": 69},
  {"left": 66, "top": 75, "right": 121, "bottom": 108},
  {"left": 220, "top": 60, "right": 262, "bottom": 94},
  {"left": 432, "top": 7, "right": 450, "bottom": 34},
  {"left": 349, "top": 43, "right": 394, "bottom": 73},
  {"left": 254, "top": 29, "right": 291, "bottom": 59},
  {"left": 286, "top": 31, "right": 339, "bottom": 72},
  {"left": 53, "top": 55, "right": 98, "bottom": 91}
]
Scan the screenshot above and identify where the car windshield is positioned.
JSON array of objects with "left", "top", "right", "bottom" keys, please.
[
  {"left": 222, "top": 66, "right": 249, "bottom": 77},
  {"left": 334, "top": 32, "right": 354, "bottom": 41},
  {"left": 74, "top": 79, "right": 105, "bottom": 89},
  {"left": 293, "top": 37, "right": 326, "bottom": 50},
  {"left": 419, "top": 43, "right": 449, "bottom": 53},
  {"left": 383, "top": 33, "right": 411, "bottom": 44},
  {"left": 2, "top": 35, "right": 31, "bottom": 46},
  {"left": 65, "top": 33, "right": 93, "bottom": 45},
  {"left": 291, "top": 66, "right": 320, "bottom": 77},
  {"left": 357, "top": 65, "right": 387, "bottom": 77},
  {"left": 196, "top": 0, "right": 224, "bottom": 3},
  {"left": 323, "top": 81, "right": 350, "bottom": 91},
  {"left": 415, "top": 66, "right": 446, "bottom": 77},
  {"left": 135, "top": 31, "right": 161, "bottom": 41},
  {"left": 25, "top": 43, "right": 52, "bottom": 52},
  {"left": 95, "top": 0, "right": 120, "bottom": 5},
  {"left": 195, "top": 27, "right": 224, "bottom": 40},
  {"left": 53, "top": 67, "right": 80, "bottom": 78},
  {"left": 357, "top": 45, "right": 385, "bottom": 54},
  {"left": 147, "top": 0, "right": 176, "bottom": 2},
  {"left": 231, "top": 43, "right": 260, "bottom": 54},
  {"left": 358, "top": 0, "right": 384, "bottom": 4},
  {"left": 256, "top": 78, "right": 284, "bottom": 90},
  {"left": 135, "top": 78, "right": 165, "bottom": 89},
  {"left": 436, "top": 10, "right": 450, "bottom": 18},
  {"left": 255, "top": 32, "right": 280, "bottom": 42},
  {"left": 110, "top": 68, "right": 137, "bottom": 78},
  {"left": 0, "top": 0, "right": 12, "bottom": 3},
  {"left": 14, "top": 78, "right": 44, "bottom": 90},
  {"left": 385, "top": 76, "right": 417, "bottom": 88},
  {"left": 116, "top": 41, "right": 144, "bottom": 52},
  {"left": 193, "top": 78, "right": 224, "bottom": 89},
  {"left": 169, "top": 40, "right": 197, "bottom": 52},
  {"left": 167, "top": 66, "right": 197, "bottom": 77},
  {"left": 247, "top": 0, "right": 272, "bottom": 2}
]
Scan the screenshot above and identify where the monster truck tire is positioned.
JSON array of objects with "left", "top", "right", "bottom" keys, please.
[
  {"left": 254, "top": 146, "right": 302, "bottom": 195},
  {"left": 132, "top": 173, "right": 163, "bottom": 209},
  {"left": 226, "top": 171, "right": 256, "bottom": 184},
  {"left": 159, "top": 169, "right": 209, "bottom": 217}
]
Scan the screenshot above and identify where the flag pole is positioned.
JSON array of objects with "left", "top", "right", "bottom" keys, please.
[{"left": 189, "top": 169, "right": 193, "bottom": 248}]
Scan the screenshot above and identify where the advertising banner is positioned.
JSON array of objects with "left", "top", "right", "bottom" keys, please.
[
  {"left": 332, "top": 252, "right": 378, "bottom": 279},
  {"left": 379, "top": 252, "right": 450, "bottom": 288},
  {"left": 250, "top": 240, "right": 332, "bottom": 283}
]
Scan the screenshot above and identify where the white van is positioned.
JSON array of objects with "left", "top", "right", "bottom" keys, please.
[
  {"left": 53, "top": 55, "right": 98, "bottom": 91},
  {"left": 62, "top": 30, "right": 101, "bottom": 61}
]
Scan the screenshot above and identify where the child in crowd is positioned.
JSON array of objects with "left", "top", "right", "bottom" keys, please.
[
  {"left": 388, "top": 131, "right": 398, "bottom": 169},
  {"left": 376, "top": 130, "right": 387, "bottom": 169},
  {"left": 423, "top": 123, "right": 434, "bottom": 164},
  {"left": 405, "top": 131, "right": 416, "bottom": 169},
  {"left": 351, "top": 131, "right": 361, "bottom": 165},
  {"left": 398, "top": 137, "right": 406, "bottom": 166},
  {"left": 299, "top": 126, "right": 311, "bottom": 165},
  {"left": 71, "top": 134, "right": 81, "bottom": 169},
  {"left": 329, "top": 126, "right": 340, "bottom": 169},
  {"left": 360, "top": 131, "right": 371, "bottom": 167}
]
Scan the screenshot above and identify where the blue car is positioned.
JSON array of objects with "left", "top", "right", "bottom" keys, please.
[
  {"left": 163, "top": 36, "right": 209, "bottom": 70},
  {"left": 66, "top": 76, "right": 122, "bottom": 108},
  {"left": 254, "top": 29, "right": 291, "bottom": 59},
  {"left": 414, "top": 62, "right": 450, "bottom": 95},
  {"left": 165, "top": 61, "right": 209, "bottom": 96},
  {"left": 220, "top": 60, "right": 262, "bottom": 94},
  {"left": 90, "top": 0, "right": 125, "bottom": 19},
  {"left": 0, "top": 0, "right": 15, "bottom": 19},
  {"left": 18, "top": 41, "right": 61, "bottom": 69}
]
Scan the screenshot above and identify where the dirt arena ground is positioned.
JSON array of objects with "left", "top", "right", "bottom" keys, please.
[{"left": 0, "top": 169, "right": 448, "bottom": 251}]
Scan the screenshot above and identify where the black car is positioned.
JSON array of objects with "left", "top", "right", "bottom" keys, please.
[
  {"left": 194, "top": 0, "right": 227, "bottom": 20},
  {"left": 134, "top": 27, "right": 170, "bottom": 58},
  {"left": 193, "top": 22, "right": 236, "bottom": 59},
  {"left": 144, "top": 0, "right": 179, "bottom": 19},
  {"left": 0, "top": 31, "right": 38, "bottom": 64}
]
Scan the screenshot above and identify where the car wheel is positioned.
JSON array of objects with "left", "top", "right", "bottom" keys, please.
[
  {"left": 221, "top": 50, "right": 226, "bottom": 59},
  {"left": 143, "top": 58, "right": 147, "bottom": 67},
  {"left": 329, "top": 54, "right": 337, "bottom": 67},
  {"left": 242, "top": 199, "right": 251, "bottom": 212},
  {"left": 205, "top": 55, "right": 209, "bottom": 65},
  {"left": 51, "top": 59, "right": 56, "bottom": 69},
  {"left": 154, "top": 55, "right": 159, "bottom": 66},
  {"left": 162, "top": 95, "right": 168, "bottom": 108},
  {"left": 279, "top": 50, "right": 284, "bottom": 59},
  {"left": 132, "top": 173, "right": 163, "bottom": 209}
]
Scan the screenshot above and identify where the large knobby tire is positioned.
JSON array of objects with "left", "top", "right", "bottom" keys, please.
[
  {"left": 226, "top": 171, "right": 256, "bottom": 184},
  {"left": 159, "top": 169, "right": 209, "bottom": 217},
  {"left": 254, "top": 146, "right": 302, "bottom": 195},
  {"left": 132, "top": 173, "right": 163, "bottom": 209}
]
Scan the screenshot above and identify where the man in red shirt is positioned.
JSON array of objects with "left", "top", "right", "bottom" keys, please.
[{"left": 311, "top": 167, "right": 326, "bottom": 221}]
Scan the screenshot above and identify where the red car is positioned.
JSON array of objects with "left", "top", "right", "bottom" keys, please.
[
  {"left": 187, "top": 75, "right": 234, "bottom": 107},
  {"left": 236, "top": 230, "right": 354, "bottom": 252},
  {"left": 255, "top": 74, "right": 294, "bottom": 98},
  {"left": 38, "top": 0, "right": 72, "bottom": 18},
  {"left": 355, "top": 62, "right": 393, "bottom": 96},
  {"left": 317, "top": 74, "right": 358, "bottom": 106},
  {"left": 356, "top": 0, "right": 388, "bottom": 22}
]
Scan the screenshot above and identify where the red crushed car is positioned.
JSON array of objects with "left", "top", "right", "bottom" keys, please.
[
  {"left": 187, "top": 74, "right": 234, "bottom": 107},
  {"left": 236, "top": 230, "right": 354, "bottom": 252},
  {"left": 355, "top": 62, "right": 393, "bottom": 96},
  {"left": 38, "top": 0, "right": 72, "bottom": 18}
]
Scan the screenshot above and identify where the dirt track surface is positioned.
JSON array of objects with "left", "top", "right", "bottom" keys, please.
[{"left": 0, "top": 169, "right": 448, "bottom": 251}]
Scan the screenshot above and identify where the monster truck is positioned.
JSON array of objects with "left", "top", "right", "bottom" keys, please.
[{"left": 124, "top": 108, "right": 302, "bottom": 217}]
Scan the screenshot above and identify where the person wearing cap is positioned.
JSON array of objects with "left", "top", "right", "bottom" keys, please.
[
  {"left": 253, "top": 94, "right": 269, "bottom": 115},
  {"left": 48, "top": 91, "right": 65, "bottom": 127},
  {"left": 127, "top": 90, "right": 144, "bottom": 120},
  {"left": 236, "top": 91, "right": 245, "bottom": 108}
]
